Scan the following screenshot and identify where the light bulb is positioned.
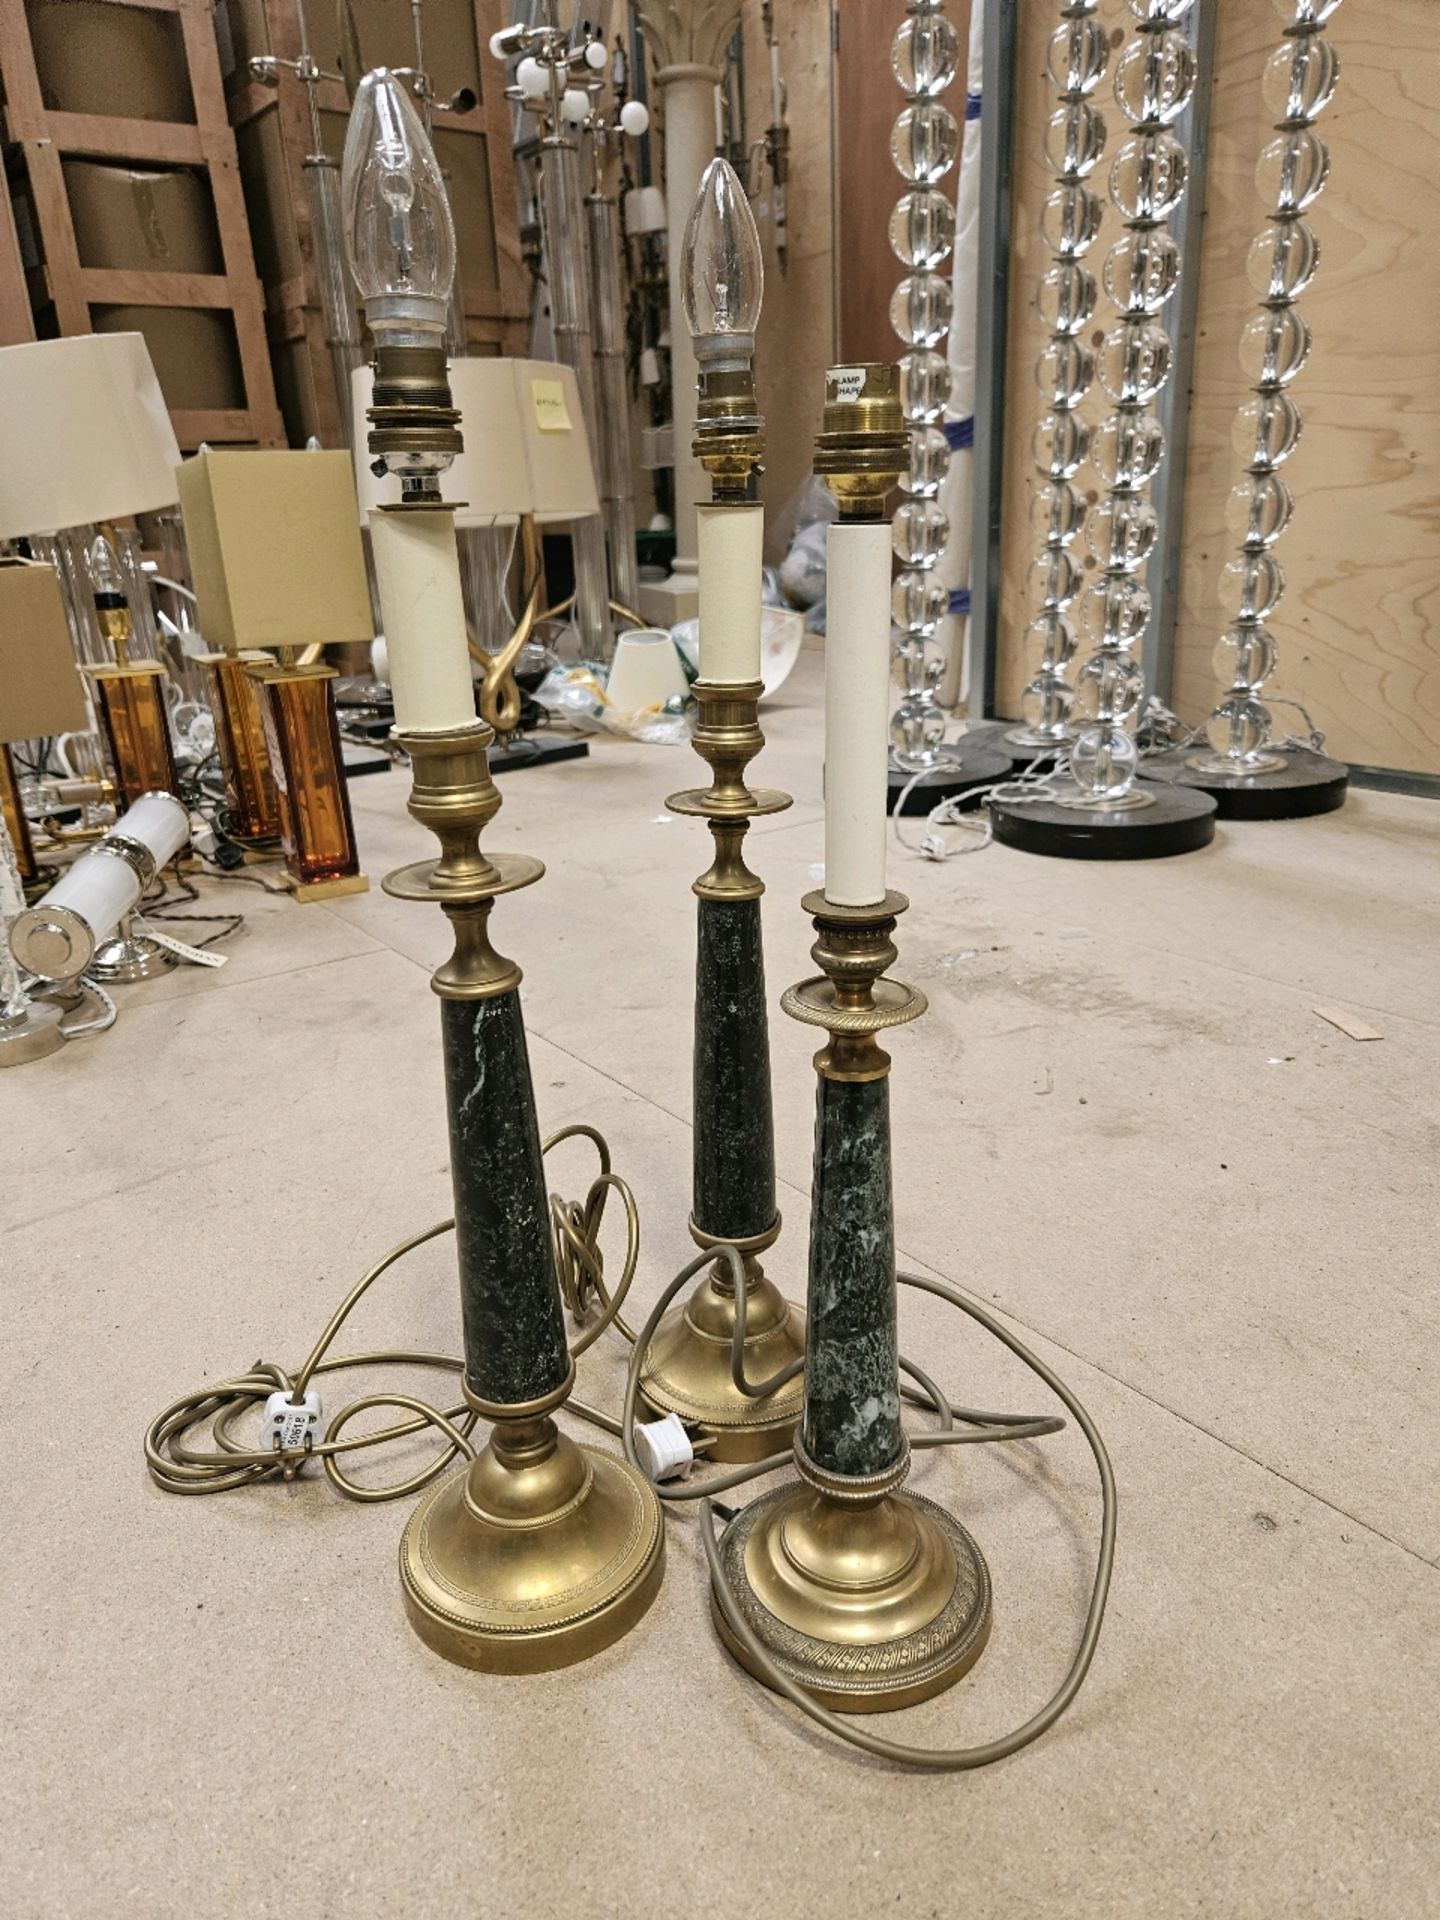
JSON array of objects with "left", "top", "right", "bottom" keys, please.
[
  {"left": 584, "top": 39, "right": 607, "bottom": 71},
  {"left": 682, "top": 157, "right": 763, "bottom": 366},
  {"left": 87, "top": 533, "right": 126, "bottom": 602},
  {"left": 561, "top": 87, "right": 590, "bottom": 125},
  {"left": 340, "top": 68, "right": 456, "bottom": 342},
  {"left": 619, "top": 99, "right": 649, "bottom": 137},
  {"left": 516, "top": 56, "right": 547, "bottom": 99}
]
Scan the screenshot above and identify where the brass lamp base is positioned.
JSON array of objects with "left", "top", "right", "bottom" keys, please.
[
  {"left": 400, "top": 1405, "right": 664, "bottom": 1674},
  {"left": 713, "top": 1453, "right": 991, "bottom": 1712},
  {"left": 639, "top": 1227, "right": 805, "bottom": 1463}
]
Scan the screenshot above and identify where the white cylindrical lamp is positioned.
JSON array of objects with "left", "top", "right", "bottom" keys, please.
[{"left": 10, "top": 791, "right": 189, "bottom": 980}]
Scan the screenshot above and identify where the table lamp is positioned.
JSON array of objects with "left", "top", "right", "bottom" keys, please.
[
  {"left": 352, "top": 356, "right": 601, "bottom": 769},
  {"left": 0, "top": 334, "right": 183, "bottom": 809},
  {"left": 177, "top": 448, "right": 373, "bottom": 898}
]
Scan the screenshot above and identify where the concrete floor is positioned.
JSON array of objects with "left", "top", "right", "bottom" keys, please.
[{"left": 4, "top": 652, "right": 1437, "bottom": 1919}]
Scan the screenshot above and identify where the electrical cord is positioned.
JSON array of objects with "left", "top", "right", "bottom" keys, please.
[{"left": 146, "top": 1145, "right": 1113, "bottom": 1769}]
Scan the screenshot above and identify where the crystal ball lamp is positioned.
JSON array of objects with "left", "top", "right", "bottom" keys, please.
[
  {"left": 887, "top": 0, "right": 963, "bottom": 771},
  {"left": 1009, "top": 0, "right": 1112, "bottom": 753},
  {"left": 1061, "top": 0, "right": 1198, "bottom": 812},
  {"left": 1189, "top": 0, "right": 1344, "bottom": 779}
]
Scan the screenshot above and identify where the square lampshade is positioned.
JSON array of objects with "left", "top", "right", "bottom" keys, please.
[
  {"left": 350, "top": 358, "right": 600, "bottom": 528},
  {"left": 177, "top": 449, "right": 373, "bottom": 651},
  {"left": 0, "top": 333, "right": 181, "bottom": 539},
  {"left": 0, "top": 559, "right": 89, "bottom": 744}
]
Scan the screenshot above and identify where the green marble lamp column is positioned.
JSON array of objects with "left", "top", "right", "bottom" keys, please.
[{"left": 638, "top": 682, "right": 808, "bottom": 1459}]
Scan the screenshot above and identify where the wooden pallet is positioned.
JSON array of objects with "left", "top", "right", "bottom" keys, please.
[
  {"left": 224, "top": 0, "right": 529, "bottom": 447},
  {"left": 0, "top": 0, "right": 285, "bottom": 448}
]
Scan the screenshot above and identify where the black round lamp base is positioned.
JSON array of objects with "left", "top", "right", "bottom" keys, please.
[
  {"left": 1142, "top": 746, "right": 1348, "bottom": 820},
  {"left": 990, "top": 780, "right": 1217, "bottom": 860},
  {"left": 887, "top": 741, "right": 1015, "bottom": 816},
  {"left": 959, "top": 719, "right": 1065, "bottom": 768}
]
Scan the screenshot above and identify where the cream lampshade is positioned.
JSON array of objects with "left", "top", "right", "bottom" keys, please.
[
  {"left": 0, "top": 334, "right": 180, "bottom": 538},
  {"left": 350, "top": 358, "right": 601, "bottom": 528}
]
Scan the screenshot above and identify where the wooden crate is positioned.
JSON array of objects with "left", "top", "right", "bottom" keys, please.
[
  {"left": 0, "top": 0, "right": 285, "bottom": 448},
  {"left": 222, "top": 0, "right": 529, "bottom": 447}
]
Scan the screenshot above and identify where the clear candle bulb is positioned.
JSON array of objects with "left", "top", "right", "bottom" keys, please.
[
  {"left": 682, "top": 157, "right": 763, "bottom": 369},
  {"left": 340, "top": 68, "right": 457, "bottom": 343}
]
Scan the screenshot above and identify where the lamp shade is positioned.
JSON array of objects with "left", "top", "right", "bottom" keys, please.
[
  {"left": 0, "top": 559, "right": 89, "bottom": 743},
  {"left": 177, "top": 449, "right": 374, "bottom": 651},
  {"left": 0, "top": 334, "right": 180, "bottom": 538},
  {"left": 351, "top": 358, "right": 600, "bottom": 527}
]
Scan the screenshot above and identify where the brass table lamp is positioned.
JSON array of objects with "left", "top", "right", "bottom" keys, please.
[
  {"left": 711, "top": 366, "right": 991, "bottom": 1709},
  {"left": 178, "top": 448, "right": 371, "bottom": 898},
  {"left": 341, "top": 67, "right": 662, "bottom": 1670},
  {"left": 637, "top": 159, "right": 805, "bottom": 1460}
]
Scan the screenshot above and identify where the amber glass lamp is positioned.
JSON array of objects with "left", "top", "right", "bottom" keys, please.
[
  {"left": 178, "top": 448, "right": 375, "bottom": 898},
  {"left": 83, "top": 533, "right": 181, "bottom": 810}
]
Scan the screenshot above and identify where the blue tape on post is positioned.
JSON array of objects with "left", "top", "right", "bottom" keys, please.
[
  {"left": 943, "top": 416, "right": 975, "bottom": 451},
  {"left": 948, "top": 587, "right": 972, "bottom": 617},
  {"left": 965, "top": 91, "right": 982, "bottom": 121}
]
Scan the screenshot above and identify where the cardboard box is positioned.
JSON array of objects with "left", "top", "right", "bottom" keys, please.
[
  {"left": 91, "top": 306, "right": 246, "bottom": 417},
  {"left": 0, "top": 559, "right": 90, "bottom": 744},
  {"left": 177, "top": 448, "right": 373, "bottom": 650},
  {"left": 30, "top": 0, "right": 195, "bottom": 123},
  {"left": 64, "top": 161, "right": 222, "bottom": 276}
]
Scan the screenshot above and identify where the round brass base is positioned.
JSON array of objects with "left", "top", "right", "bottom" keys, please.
[
  {"left": 400, "top": 1425, "right": 664, "bottom": 1674},
  {"left": 713, "top": 1483, "right": 991, "bottom": 1711},
  {"left": 638, "top": 1269, "right": 806, "bottom": 1464}
]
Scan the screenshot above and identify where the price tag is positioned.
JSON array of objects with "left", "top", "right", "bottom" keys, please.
[
  {"left": 830, "top": 366, "right": 869, "bottom": 404},
  {"left": 141, "top": 927, "right": 228, "bottom": 968},
  {"left": 531, "top": 378, "right": 572, "bottom": 432}
]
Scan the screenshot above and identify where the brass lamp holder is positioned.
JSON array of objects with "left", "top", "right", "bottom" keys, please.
[{"left": 712, "top": 890, "right": 992, "bottom": 1709}]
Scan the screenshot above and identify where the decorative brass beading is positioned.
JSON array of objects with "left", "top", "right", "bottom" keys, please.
[
  {"left": 782, "top": 888, "right": 927, "bottom": 1084},
  {"left": 812, "top": 362, "right": 908, "bottom": 521}
]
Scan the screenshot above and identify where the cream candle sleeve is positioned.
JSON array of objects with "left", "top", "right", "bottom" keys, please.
[
  {"left": 369, "top": 508, "right": 476, "bottom": 734},
  {"left": 697, "top": 504, "right": 764, "bottom": 684},
  {"left": 823, "top": 520, "right": 892, "bottom": 908}
]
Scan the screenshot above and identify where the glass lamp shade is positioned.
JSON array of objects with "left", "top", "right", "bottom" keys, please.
[
  {"left": 682, "top": 158, "right": 763, "bottom": 356},
  {"left": 1103, "top": 229, "right": 1181, "bottom": 316},
  {"left": 892, "top": 11, "right": 960, "bottom": 97},
  {"left": 1038, "top": 262, "right": 1098, "bottom": 335},
  {"left": 1263, "top": 34, "right": 1340, "bottom": 126},
  {"left": 1232, "top": 393, "right": 1303, "bottom": 470},
  {"left": 1213, "top": 623, "right": 1278, "bottom": 692},
  {"left": 1246, "top": 221, "right": 1320, "bottom": 302},
  {"left": 892, "top": 101, "right": 959, "bottom": 184},
  {"left": 341, "top": 70, "right": 456, "bottom": 340},
  {"left": 1113, "top": 31, "right": 1197, "bottom": 130},
  {"left": 1257, "top": 130, "right": 1330, "bottom": 215}
]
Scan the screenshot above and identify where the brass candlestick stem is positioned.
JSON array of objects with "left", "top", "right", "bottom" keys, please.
[
  {"left": 712, "top": 890, "right": 991, "bottom": 1709},
  {"left": 638, "top": 676, "right": 807, "bottom": 1460},
  {"left": 386, "top": 719, "right": 663, "bottom": 1670}
]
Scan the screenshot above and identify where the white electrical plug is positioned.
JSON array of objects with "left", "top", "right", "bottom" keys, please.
[
  {"left": 263, "top": 1389, "right": 322, "bottom": 1453},
  {"left": 633, "top": 1412, "right": 694, "bottom": 1483}
]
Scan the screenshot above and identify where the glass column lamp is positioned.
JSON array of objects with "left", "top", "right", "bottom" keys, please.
[
  {"left": 1154, "top": 0, "right": 1349, "bottom": 818},
  {"left": 202, "top": 653, "right": 281, "bottom": 841},
  {"left": 886, "top": 1, "right": 1012, "bottom": 812},
  {"left": 990, "top": 0, "right": 1217, "bottom": 858},
  {"left": 84, "top": 534, "right": 180, "bottom": 811},
  {"left": 1007, "top": 0, "right": 1112, "bottom": 755}
]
